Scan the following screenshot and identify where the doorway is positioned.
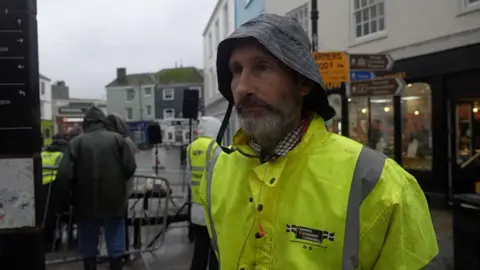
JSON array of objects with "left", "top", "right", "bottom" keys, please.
[{"left": 451, "top": 100, "right": 480, "bottom": 194}]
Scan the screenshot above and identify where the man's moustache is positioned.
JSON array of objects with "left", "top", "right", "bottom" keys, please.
[{"left": 237, "top": 95, "right": 271, "bottom": 110}]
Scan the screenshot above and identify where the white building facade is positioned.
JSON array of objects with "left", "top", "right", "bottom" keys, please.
[
  {"left": 266, "top": 0, "right": 480, "bottom": 201},
  {"left": 264, "top": 0, "right": 480, "bottom": 59},
  {"left": 39, "top": 74, "right": 53, "bottom": 122},
  {"left": 39, "top": 74, "right": 55, "bottom": 145},
  {"left": 202, "top": 0, "right": 236, "bottom": 144}
]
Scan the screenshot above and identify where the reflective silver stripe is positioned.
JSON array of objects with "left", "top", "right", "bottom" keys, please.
[
  {"left": 54, "top": 153, "right": 63, "bottom": 166},
  {"left": 187, "top": 145, "right": 192, "bottom": 164},
  {"left": 191, "top": 166, "right": 205, "bottom": 172},
  {"left": 42, "top": 165, "right": 58, "bottom": 169},
  {"left": 191, "top": 180, "right": 200, "bottom": 186},
  {"left": 205, "top": 139, "right": 222, "bottom": 263},
  {"left": 205, "top": 139, "right": 216, "bottom": 160},
  {"left": 342, "top": 146, "right": 387, "bottom": 269}
]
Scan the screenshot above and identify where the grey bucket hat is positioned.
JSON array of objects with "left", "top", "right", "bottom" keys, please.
[{"left": 216, "top": 13, "right": 336, "bottom": 121}]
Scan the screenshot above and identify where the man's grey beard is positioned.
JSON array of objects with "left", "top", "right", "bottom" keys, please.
[
  {"left": 238, "top": 113, "right": 283, "bottom": 146},
  {"left": 238, "top": 106, "right": 298, "bottom": 150},
  {"left": 236, "top": 89, "right": 302, "bottom": 150}
]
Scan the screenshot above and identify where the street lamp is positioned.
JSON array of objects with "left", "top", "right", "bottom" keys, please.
[{"left": 311, "top": 0, "right": 318, "bottom": 51}]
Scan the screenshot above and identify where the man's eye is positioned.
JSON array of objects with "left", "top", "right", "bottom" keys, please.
[
  {"left": 257, "top": 63, "right": 270, "bottom": 70},
  {"left": 231, "top": 64, "right": 242, "bottom": 74}
]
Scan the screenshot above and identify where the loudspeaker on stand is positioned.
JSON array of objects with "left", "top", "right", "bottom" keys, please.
[
  {"left": 183, "top": 89, "right": 199, "bottom": 120},
  {"left": 147, "top": 121, "right": 162, "bottom": 145}
]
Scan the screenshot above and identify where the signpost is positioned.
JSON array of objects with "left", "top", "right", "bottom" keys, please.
[
  {"left": 349, "top": 78, "right": 406, "bottom": 97},
  {"left": 346, "top": 52, "right": 406, "bottom": 97},
  {"left": 350, "top": 71, "right": 375, "bottom": 81},
  {"left": 312, "top": 51, "right": 349, "bottom": 89},
  {"left": 0, "top": 1, "right": 44, "bottom": 269},
  {"left": 312, "top": 50, "right": 406, "bottom": 97},
  {"left": 349, "top": 53, "right": 394, "bottom": 71}
]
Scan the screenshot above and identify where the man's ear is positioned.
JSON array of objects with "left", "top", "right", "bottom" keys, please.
[{"left": 299, "top": 79, "right": 313, "bottom": 97}]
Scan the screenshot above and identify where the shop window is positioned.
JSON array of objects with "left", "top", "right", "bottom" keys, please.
[
  {"left": 401, "top": 83, "right": 432, "bottom": 170},
  {"left": 175, "top": 130, "right": 183, "bottom": 143},
  {"left": 348, "top": 96, "right": 394, "bottom": 157},
  {"left": 327, "top": 94, "right": 342, "bottom": 135},
  {"left": 454, "top": 102, "right": 480, "bottom": 166},
  {"left": 183, "top": 130, "right": 191, "bottom": 144},
  {"left": 165, "top": 131, "right": 173, "bottom": 141}
]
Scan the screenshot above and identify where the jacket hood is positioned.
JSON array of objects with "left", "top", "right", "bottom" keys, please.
[
  {"left": 46, "top": 139, "right": 69, "bottom": 152},
  {"left": 216, "top": 13, "right": 335, "bottom": 121},
  {"left": 83, "top": 105, "right": 108, "bottom": 131},
  {"left": 107, "top": 113, "right": 130, "bottom": 137},
  {"left": 197, "top": 116, "right": 222, "bottom": 138}
]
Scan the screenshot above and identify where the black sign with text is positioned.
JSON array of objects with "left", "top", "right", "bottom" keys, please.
[
  {"left": 0, "top": 0, "right": 39, "bottom": 156},
  {"left": 0, "top": 85, "right": 31, "bottom": 128},
  {"left": 0, "top": 58, "right": 28, "bottom": 83},
  {"left": 0, "top": 31, "right": 26, "bottom": 57},
  {"left": 0, "top": 11, "right": 28, "bottom": 32}
]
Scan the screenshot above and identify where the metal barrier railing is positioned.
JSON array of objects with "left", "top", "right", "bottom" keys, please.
[{"left": 42, "top": 171, "right": 190, "bottom": 269}]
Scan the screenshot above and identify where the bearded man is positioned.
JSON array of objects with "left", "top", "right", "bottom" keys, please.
[{"left": 199, "top": 13, "right": 440, "bottom": 270}]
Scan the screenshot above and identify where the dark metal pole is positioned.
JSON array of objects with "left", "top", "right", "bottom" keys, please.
[
  {"left": 138, "top": 81, "right": 144, "bottom": 142},
  {"left": 311, "top": 0, "right": 319, "bottom": 51},
  {"left": 0, "top": 1, "right": 45, "bottom": 269},
  {"left": 154, "top": 144, "right": 159, "bottom": 176},
  {"left": 189, "top": 118, "right": 193, "bottom": 144},
  {"left": 187, "top": 117, "right": 193, "bottom": 239}
]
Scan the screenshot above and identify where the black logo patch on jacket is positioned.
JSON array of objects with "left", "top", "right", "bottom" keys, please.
[
  {"left": 192, "top": 150, "right": 203, "bottom": 156},
  {"left": 286, "top": 224, "right": 335, "bottom": 245}
]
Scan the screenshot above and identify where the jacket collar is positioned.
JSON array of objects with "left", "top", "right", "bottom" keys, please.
[{"left": 232, "top": 114, "right": 329, "bottom": 158}]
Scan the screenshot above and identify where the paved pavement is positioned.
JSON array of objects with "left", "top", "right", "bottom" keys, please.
[
  {"left": 46, "top": 224, "right": 193, "bottom": 270},
  {"left": 45, "top": 149, "right": 455, "bottom": 269},
  {"left": 432, "top": 209, "right": 454, "bottom": 269}
]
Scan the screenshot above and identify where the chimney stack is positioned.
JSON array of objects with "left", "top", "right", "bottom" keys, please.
[{"left": 117, "top": 68, "right": 127, "bottom": 80}]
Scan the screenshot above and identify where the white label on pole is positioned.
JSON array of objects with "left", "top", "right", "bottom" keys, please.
[{"left": 0, "top": 158, "right": 35, "bottom": 229}]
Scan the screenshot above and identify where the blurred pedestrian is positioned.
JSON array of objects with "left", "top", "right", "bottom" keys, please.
[
  {"left": 55, "top": 105, "right": 137, "bottom": 270},
  {"left": 41, "top": 137, "right": 69, "bottom": 252},
  {"left": 187, "top": 116, "right": 221, "bottom": 270}
]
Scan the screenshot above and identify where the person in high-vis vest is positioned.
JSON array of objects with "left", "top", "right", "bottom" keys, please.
[
  {"left": 188, "top": 116, "right": 222, "bottom": 270},
  {"left": 42, "top": 138, "right": 68, "bottom": 252},
  {"left": 199, "top": 14, "right": 440, "bottom": 270}
]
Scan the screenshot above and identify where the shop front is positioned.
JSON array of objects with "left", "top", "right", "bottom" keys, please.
[
  {"left": 55, "top": 116, "right": 83, "bottom": 135},
  {"left": 53, "top": 101, "right": 107, "bottom": 135},
  {"left": 41, "top": 120, "right": 54, "bottom": 146},
  {"left": 327, "top": 42, "right": 480, "bottom": 208},
  {"left": 55, "top": 107, "right": 86, "bottom": 134}
]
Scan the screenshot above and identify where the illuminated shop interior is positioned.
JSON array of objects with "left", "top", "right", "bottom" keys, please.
[{"left": 327, "top": 82, "right": 433, "bottom": 170}]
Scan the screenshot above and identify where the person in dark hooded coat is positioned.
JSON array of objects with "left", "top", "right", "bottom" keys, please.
[
  {"left": 55, "top": 105, "right": 136, "bottom": 270},
  {"left": 106, "top": 113, "right": 137, "bottom": 197}
]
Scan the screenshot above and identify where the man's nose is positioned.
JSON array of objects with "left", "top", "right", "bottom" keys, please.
[{"left": 235, "top": 71, "right": 254, "bottom": 96}]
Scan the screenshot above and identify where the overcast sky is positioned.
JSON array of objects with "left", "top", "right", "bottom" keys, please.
[{"left": 38, "top": 0, "right": 217, "bottom": 99}]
